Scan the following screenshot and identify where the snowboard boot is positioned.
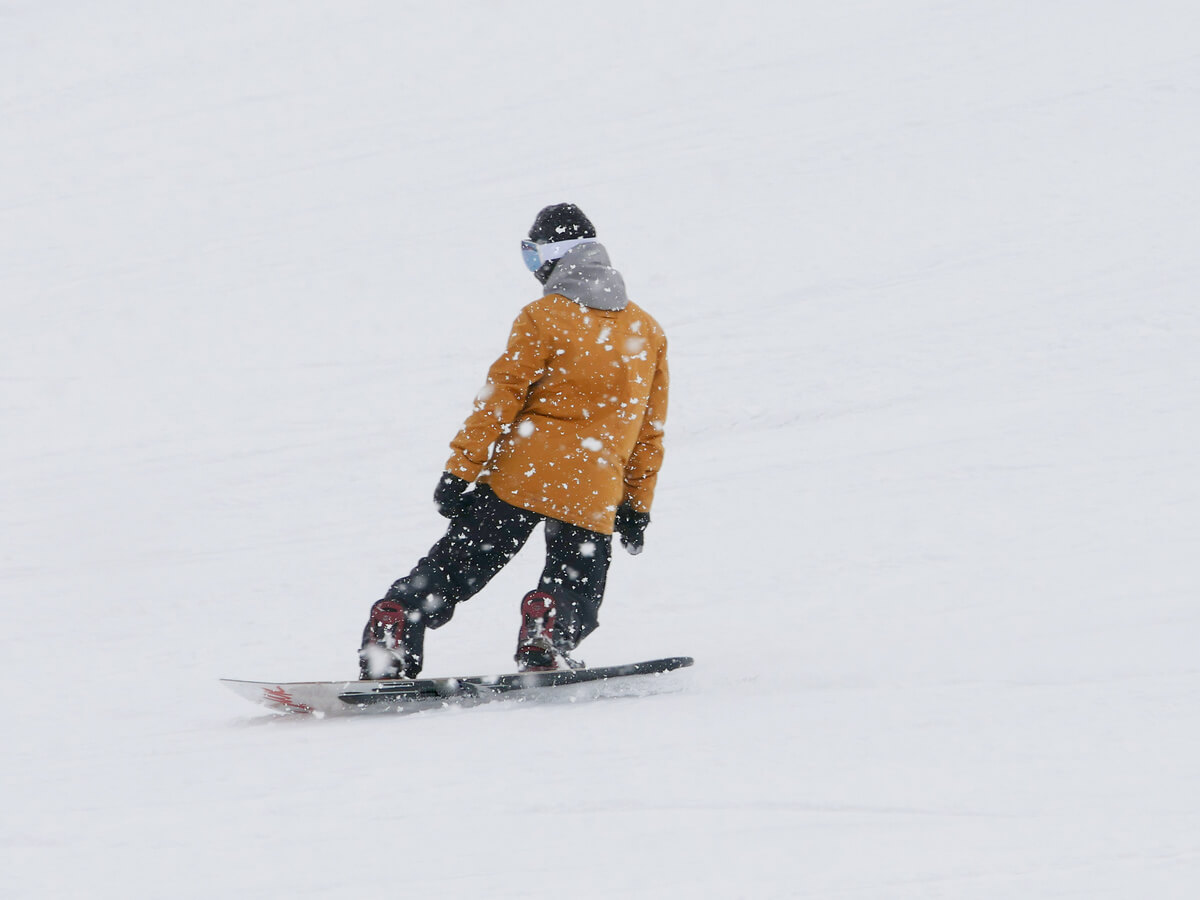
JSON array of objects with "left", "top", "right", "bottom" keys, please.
[
  {"left": 514, "top": 591, "right": 585, "bottom": 672},
  {"left": 359, "top": 599, "right": 421, "bottom": 680}
]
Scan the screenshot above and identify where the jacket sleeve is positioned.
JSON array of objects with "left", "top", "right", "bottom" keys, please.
[
  {"left": 622, "top": 338, "right": 669, "bottom": 513},
  {"left": 445, "top": 307, "right": 551, "bottom": 481}
]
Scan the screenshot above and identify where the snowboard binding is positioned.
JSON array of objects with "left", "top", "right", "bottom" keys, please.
[
  {"left": 359, "top": 599, "right": 422, "bottom": 680},
  {"left": 514, "top": 591, "right": 585, "bottom": 672}
]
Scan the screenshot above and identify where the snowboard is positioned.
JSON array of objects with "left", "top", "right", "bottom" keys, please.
[{"left": 222, "top": 656, "right": 694, "bottom": 717}]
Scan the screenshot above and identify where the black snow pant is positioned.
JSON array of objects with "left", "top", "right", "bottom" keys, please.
[{"left": 367, "top": 484, "right": 612, "bottom": 674}]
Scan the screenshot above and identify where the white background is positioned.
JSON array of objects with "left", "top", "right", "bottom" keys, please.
[{"left": 3, "top": 1, "right": 1199, "bottom": 896}]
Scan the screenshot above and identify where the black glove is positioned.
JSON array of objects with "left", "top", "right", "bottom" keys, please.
[
  {"left": 614, "top": 502, "right": 650, "bottom": 555},
  {"left": 434, "top": 473, "right": 475, "bottom": 519}
]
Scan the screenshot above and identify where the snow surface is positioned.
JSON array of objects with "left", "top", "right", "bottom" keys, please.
[{"left": 4, "top": 1, "right": 1200, "bottom": 897}]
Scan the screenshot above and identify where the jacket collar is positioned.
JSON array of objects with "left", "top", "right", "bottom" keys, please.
[{"left": 542, "top": 241, "right": 629, "bottom": 311}]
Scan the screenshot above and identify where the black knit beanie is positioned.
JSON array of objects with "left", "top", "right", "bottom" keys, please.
[{"left": 528, "top": 203, "right": 596, "bottom": 243}]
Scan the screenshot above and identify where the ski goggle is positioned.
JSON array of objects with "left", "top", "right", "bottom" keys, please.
[{"left": 520, "top": 237, "right": 596, "bottom": 272}]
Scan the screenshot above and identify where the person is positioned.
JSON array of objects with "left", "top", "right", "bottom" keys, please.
[{"left": 358, "top": 203, "right": 669, "bottom": 679}]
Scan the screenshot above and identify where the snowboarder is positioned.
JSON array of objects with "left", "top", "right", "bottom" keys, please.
[{"left": 359, "top": 203, "right": 669, "bottom": 679}]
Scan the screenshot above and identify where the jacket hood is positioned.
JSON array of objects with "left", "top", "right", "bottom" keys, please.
[{"left": 542, "top": 241, "right": 628, "bottom": 311}]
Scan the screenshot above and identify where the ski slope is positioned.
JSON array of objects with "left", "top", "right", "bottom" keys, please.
[{"left": 4, "top": 1, "right": 1200, "bottom": 896}]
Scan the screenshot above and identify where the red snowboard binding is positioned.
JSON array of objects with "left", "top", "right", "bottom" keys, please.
[
  {"left": 514, "top": 591, "right": 584, "bottom": 672},
  {"left": 359, "top": 599, "right": 422, "bottom": 680}
]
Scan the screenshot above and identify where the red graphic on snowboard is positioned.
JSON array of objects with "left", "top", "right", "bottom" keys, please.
[{"left": 262, "top": 686, "right": 312, "bottom": 712}]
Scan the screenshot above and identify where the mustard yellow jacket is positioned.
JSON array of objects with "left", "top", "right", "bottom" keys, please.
[{"left": 445, "top": 293, "right": 668, "bottom": 534}]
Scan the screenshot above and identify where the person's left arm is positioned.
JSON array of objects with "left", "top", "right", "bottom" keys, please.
[{"left": 445, "top": 306, "right": 551, "bottom": 480}]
